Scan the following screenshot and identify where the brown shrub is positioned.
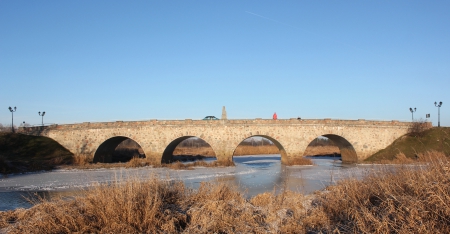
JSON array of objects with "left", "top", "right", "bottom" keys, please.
[
  {"left": 48, "top": 156, "right": 65, "bottom": 165},
  {"left": 0, "top": 175, "right": 312, "bottom": 233},
  {"left": 287, "top": 157, "right": 314, "bottom": 166},
  {"left": 162, "top": 159, "right": 235, "bottom": 170},
  {"left": 233, "top": 145, "right": 279, "bottom": 156},
  {"left": 311, "top": 151, "right": 450, "bottom": 233},
  {"left": 174, "top": 144, "right": 281, "bottom": 157},
  {"left": 392, "top": 151, "right": 415, "bottom": 163},
  {"left": 1, "top": 176, "right": 190, "bottom": 233},
  {"left": 125, "top": 157, "right": 150, "bottom": 168},
  {"left": 208, "top": 159, "right": 235, "bottom": 167},
  {"left": 408, "top": 119, "right": 432, "bottom": 137},
  {"left": 303, "top": 145, "right": 340, "bottom": 156},
  {"left": 72, "top": 155, "right": 92, "bottom": 166}
]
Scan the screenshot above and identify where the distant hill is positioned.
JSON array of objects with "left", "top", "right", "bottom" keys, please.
[
  {"left": 364, "top": 127, "right": 450, "bottom": 162},
  {"left": 0, "top": 132, "right": 73, "bottom": 174}
]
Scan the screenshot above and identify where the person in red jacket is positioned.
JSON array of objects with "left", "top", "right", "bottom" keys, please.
[{"left": 273, "top": 112, "right": 277, "bottom": 120}]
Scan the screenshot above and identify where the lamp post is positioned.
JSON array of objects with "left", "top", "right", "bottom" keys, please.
[
  {"left": 38, "top": 111, "right": 46, "bottom": 126},
  {"left": 434, "top": 101, "right": 443, "bottom": 127},
  {"left": 409, "top": 107, "right": 416, "bottom": 121},
  {"left": 8, "top": 106, "right": 17, "bottom": 133}
]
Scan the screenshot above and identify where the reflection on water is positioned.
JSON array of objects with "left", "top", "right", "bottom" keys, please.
[{"left": 0, "top": 155, "right": 379, "bottom": 211}]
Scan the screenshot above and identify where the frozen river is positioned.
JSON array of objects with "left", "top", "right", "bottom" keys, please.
[{"left": 0, "top": 155, "right": 380, "bottom": 211}]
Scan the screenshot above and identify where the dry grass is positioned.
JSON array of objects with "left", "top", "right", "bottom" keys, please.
[
  {"left": 3, "top": 151, "right": 450, "bottom": 233},
  {"left": 0, "top": 175, "right": 309, "bottom": 233},
  {"left": 173, "top": 147, "right": 216, "bottom": 157},
  {"left": 161, "top": 159, "right": 235, "bottom": 170},
  {"left": 310, "top": 150, "right": 450, "bottom": 233},
  {"left": 286, "top": 157, "right": 314, "bottom": 166},
  {"left": 303, "top": 145, "right": 340, "bottom": 156},
  {"left": 68, "top": 144, "right": 334, "bottom": 170},
  {"left": 176, "top": 144, "right": 339, "bottom": 157},
  {"left": 72, "top": 154, "right": 92, "bottom": 166},
  {"left": 174, "top": 145, "right": 281, "bottom": 157},
  {"left": 64, "top": 156, "right": 235, "bottom": 171},
  {"left": 233, "top": 145, "right": 280, "bottom": 156}
]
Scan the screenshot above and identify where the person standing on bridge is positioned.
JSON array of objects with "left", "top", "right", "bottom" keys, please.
[{"left": 273, "top": 112, "right": 277, "bottom": 120}]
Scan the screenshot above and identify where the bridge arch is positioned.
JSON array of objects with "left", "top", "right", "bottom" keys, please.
[
  {"left": 161, "top": 136, "right": 216, "bottom": 164},
  {"left": 320, "top": 134, "right": 357, "bottom": 163},
  {"left": 93, "top": 136, "right": 145, "bottom": 163},
  {"left": 232, "top": 135, "right": 288, "bottom": 163}
]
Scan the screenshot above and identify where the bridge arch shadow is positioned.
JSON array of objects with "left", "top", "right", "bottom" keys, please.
[
  {"left": 162, "top": 136, "right": 216, "bottom": 164},
  {"left": 315, "top": 134, "right": 357, "bottom": 163},
  {"left": 93, "top": 136, "right": 145, "bottom": 163}
]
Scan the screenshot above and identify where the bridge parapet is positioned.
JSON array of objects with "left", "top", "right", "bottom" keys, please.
[{"left": 23, "top": 118, "right": 413, "bottom": 132}]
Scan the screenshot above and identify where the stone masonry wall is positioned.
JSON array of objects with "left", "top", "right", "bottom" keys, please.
[{"left": 25, "top": 118, "right": 416, "bottom": 163}]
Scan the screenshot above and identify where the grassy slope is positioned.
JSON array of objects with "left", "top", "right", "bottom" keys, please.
[
  {"left": 365, "top": 127, "right": 450, "bottom": 162},
  {"left": 0, "top": 133, "right": 73, "bottom": 174}
]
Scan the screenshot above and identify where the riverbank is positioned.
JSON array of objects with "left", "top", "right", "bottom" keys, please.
[{"left": 1, "top": 151, "right": 449, "bottom": 233}]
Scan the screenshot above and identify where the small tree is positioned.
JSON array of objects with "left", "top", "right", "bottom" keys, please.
[
  {"left": 0, "top": 124, "right": 16, "bottom": 132},
  {"left": 408, "top": 118, "right": 431, "bottom": 137}
]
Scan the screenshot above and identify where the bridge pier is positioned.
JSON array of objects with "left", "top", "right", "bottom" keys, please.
[
  {"left": 214, "top": 149, "right": 235, "bottom": 163},
  {"left": 143, "top": 151, "right": 163, "bottom": 164}
]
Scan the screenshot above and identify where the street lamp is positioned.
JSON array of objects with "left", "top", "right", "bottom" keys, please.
[
  {"left": 8, "top": 106, "right": 17, "bottom": 133},
  {"left": 38, "top": 111, "right": 46, "bottom": 126},
  {"left": 434, "top": 101, "right": 443, "bottom": 127},
  {"left": 409, "top": 107, "right": 416, "bottom": 121}
]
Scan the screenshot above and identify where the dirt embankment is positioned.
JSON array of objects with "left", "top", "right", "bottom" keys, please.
[{"left": 0, "top": 133, "right": 73, "bottom": 175}]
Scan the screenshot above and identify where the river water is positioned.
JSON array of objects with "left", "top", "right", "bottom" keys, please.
[{"left": 0, "top": 155, "right": 380, "bottom": 211}]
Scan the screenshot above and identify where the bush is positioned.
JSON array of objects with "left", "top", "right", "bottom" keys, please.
[{"left": 408, "top": 119, "right": 431, "bottom": 137}]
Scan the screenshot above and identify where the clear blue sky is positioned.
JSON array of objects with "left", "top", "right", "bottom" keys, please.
[{"left": 1, "top": 1, "right": 449, "bottom": 127}]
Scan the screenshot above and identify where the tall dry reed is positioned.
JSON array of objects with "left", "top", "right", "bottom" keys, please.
[
  {"left": 2, "top": 150, "right": 450, "bottom": 233},
  {"left": 310, "top": 150, "right": 450, "bottom": 233},
  {"left": 0, "top": 175, "right": 309, "bottom": 233},
  {"left": 286, "top": 157, "right": 314, "bottom": 166}
]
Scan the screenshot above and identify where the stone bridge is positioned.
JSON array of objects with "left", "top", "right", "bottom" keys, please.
[{"left": 24, "top": 118, "right": 414, "bottom": 164}]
